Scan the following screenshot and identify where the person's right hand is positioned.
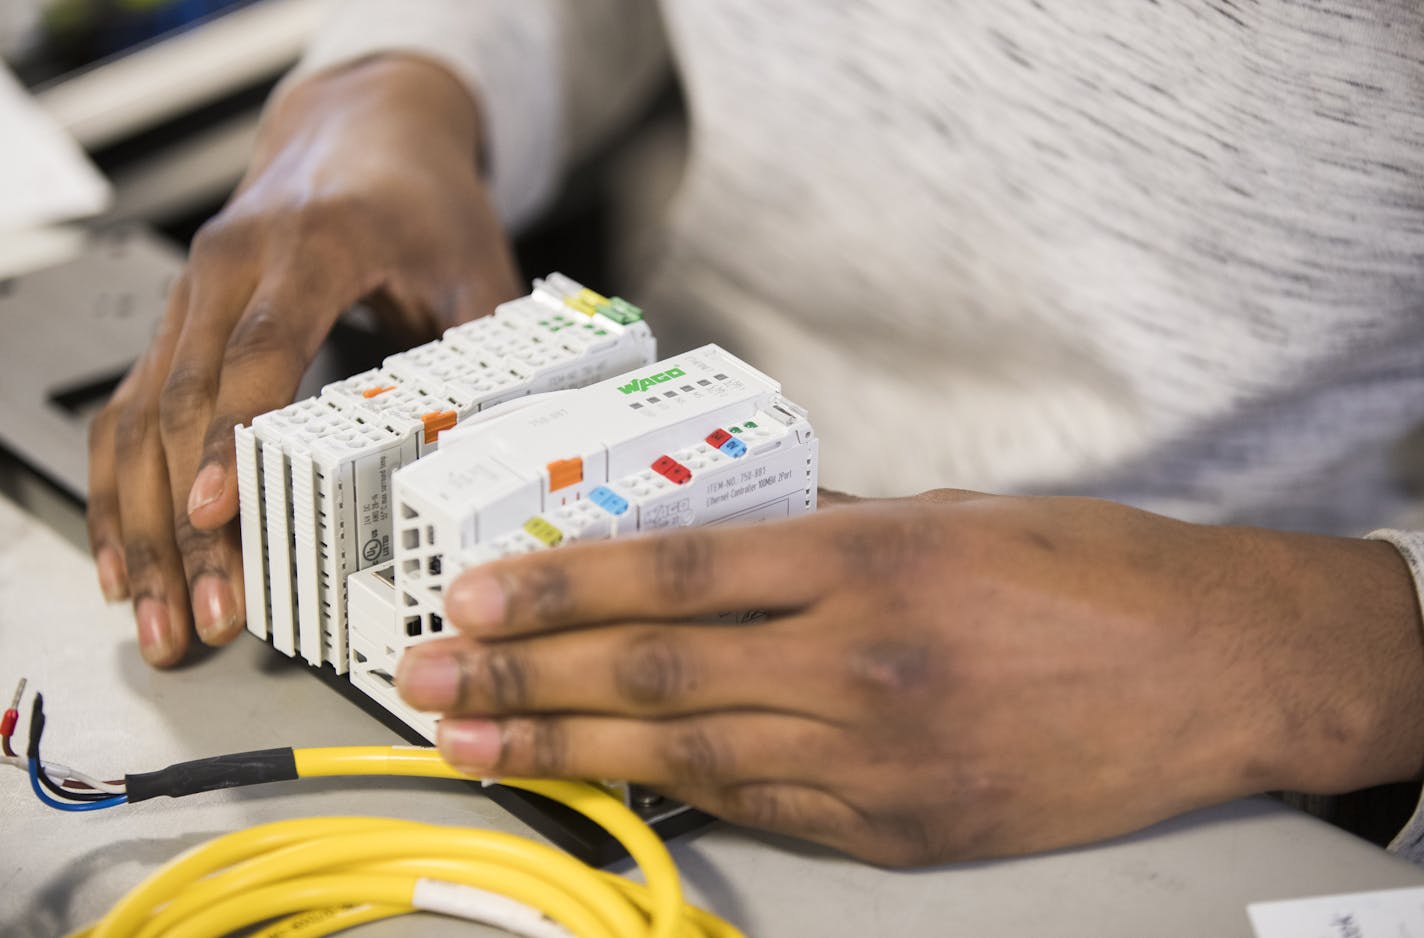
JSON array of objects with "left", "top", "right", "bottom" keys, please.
[{"left": 87, "top": 55, "right": 524, "bottom": 667}]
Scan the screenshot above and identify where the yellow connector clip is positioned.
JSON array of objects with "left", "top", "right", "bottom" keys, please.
[
  {"left": 523, "top": 516, "right": 564, "bottom": 548},
  {"left": 563, "top": 287, "right": 608, "bottom": 317}
]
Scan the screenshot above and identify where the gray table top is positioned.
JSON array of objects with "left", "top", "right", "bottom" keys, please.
[{"left": 3, "top": 491, "right": 1422, "bottom": 938}]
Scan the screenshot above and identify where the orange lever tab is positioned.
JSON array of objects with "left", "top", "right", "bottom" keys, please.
[
  {"left": 362, "top": 384, "right": 396, "bottom": 399},
  {"left": 421, "top": 410, "right": 458, "bottom": 444},
  {"left": 547, "top": 457, "right": 584, "bottom": 492}
]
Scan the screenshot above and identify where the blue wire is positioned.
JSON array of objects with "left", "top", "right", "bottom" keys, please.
[{"left": 28, "top": 759, "right": 127, "bottom": 812}]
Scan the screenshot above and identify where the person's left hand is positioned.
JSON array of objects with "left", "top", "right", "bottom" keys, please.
[{"left": 395, "top": 490, "right": 1424, "bottom": 866}]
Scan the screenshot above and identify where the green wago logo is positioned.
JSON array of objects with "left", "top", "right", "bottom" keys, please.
[{"left": 618, "top": 366, "right": 685, "bottom": 395}]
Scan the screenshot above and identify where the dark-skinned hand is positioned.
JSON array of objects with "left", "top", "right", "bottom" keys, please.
[
  {"left": 87, "top": 55, "right": 522, "bottom": 666},
  {"left": 396, "top": 489, "right": 1424, "bottom": 866}
]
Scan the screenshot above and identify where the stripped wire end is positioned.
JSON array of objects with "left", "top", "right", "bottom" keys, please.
[
  {"left": 0, "top": 677, "right": 24, "bottom": 757},
  {"left": 25, "top": 691, "right": 127, "bottom": 811}
]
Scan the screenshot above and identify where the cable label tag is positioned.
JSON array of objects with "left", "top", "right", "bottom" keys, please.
[
  {"left": 1248, "top": 885, "right": 1424, "bottom": 937},
  {"left": 412, "top": 879, "right": 573, "bottom": 937},
  {"left": 352, "top": 438, "right": 415, "bottom": 569}
]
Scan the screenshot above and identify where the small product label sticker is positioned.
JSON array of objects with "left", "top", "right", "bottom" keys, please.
[{"left": 1248, "top": 885, "right": 1424, "bottom": 937}]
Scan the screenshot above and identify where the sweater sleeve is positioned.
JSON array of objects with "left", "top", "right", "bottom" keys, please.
[
  {"left": 1366, "top": 528, "right": 1424, "bottom": 862},
  {"left": 282, "top": 0, "right": 668, "bottom": 231}
]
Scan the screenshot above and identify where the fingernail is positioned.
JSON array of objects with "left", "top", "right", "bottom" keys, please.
[
  {"left": 438, "top": 719, "right": 501, "bottom": 773},
  {"left": 192, "top": 575, "right": 238, "bottom": 644},
  {"left": 445, "top": 572, "right": 506, "bottom": 631},
  {"left": 136, "top": 597, "right": 174, "bottom": 666},
  {"left": 187, "top": 463, "right": 225, "bottom": 516},
  {"left": 397, "top": 651, "right": 461, "bottom": 710},
  {"left": 96, "top": 547, "right": 128, "bottom": 602}
]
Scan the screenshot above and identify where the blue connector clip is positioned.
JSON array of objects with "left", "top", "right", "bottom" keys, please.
[
  {"left": 589, "top": 485, "right": 630, "bottom": 516},
  {"left": 718, "top": 437, "right": 748, "bottom": 458}
]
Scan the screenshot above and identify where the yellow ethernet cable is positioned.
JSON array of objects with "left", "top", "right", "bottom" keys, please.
[{"left": 68, "top": 747, "right": 742, "bottom": 938}]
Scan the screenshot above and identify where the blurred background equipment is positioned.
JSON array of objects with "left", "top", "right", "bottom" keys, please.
[
  {"left": 0, "top": 0, "right": 363, "bottom": 509},
  {"left": 0, "top": 0, "right": 683, "bottom": 517},
  {"left": 8, "top": 0, "right": 330, "bottom": 237},
  {"left": 0, "top": 62, "right": 110, "bottom": 275}
]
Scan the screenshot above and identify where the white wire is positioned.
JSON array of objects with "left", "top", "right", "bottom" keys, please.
[
  {"left": 55, "top": 763, "right": 126, "bottom": 795},
  {"left": 2, "top": 753, "right": 126, "bottom": 794}
]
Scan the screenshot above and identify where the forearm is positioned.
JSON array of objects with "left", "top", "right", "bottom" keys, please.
[
  {"left": 281, "top": 0, "right": 666, "bottom": 229},
  {"left": 282, "top": 0, "right": 561, "bottom": 228},
  {"left": 253, "top": 55, "right": 483, "bottom": 183}
]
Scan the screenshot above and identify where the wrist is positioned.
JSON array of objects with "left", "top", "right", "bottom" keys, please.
[
  {"left": 1243, "top": 530, "right": 1424, "bottom": 795},
  {"left": 255, "top": 54, "right": 484, "bottom": 175}
]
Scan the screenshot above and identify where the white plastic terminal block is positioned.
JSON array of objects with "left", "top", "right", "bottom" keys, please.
[
  {"left": 236, "top": 274, "right": 656, "bottom": 672},
  {"left": 237, "top": 277, "right": 820, "bottom": 753},
  {"left": 346, "top": 561, "right": 438, "bottom": 739},
  {"left": 359, "top": 343, "right": 819, "bottom": 741},
  {"left": 292, "top": 417, "right": 413, "bottom": 669},
  {"left": 322, "top": 368, "right": 474, "bottom": 459}
]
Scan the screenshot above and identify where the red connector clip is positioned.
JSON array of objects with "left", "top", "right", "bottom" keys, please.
[{"left": 651, "top": 455, "right": 692, "bottom": 485}]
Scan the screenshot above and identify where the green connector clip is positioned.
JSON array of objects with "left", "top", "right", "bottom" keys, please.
[{"left": 598, "top": 297, "right": 644, "bottom": 325}]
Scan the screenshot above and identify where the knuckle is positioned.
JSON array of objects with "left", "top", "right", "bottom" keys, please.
[
  {"left": 481, "top": 646, "right": 532, "bottom": 712},
  {"left": 833, "top": 514, "right": 943, "bottom": 584},
  {"left": 510, "top": 562, "right": 574, "bottom": 625},
  {"left": 189, "top": 216, "right": 247, "bottom": 262},
  {"left": 123, "top": 538, "right": 162, "bottom": 586},
  {"left": 665, "top": 725, "right": 729, "bottom": 783},
  {"left": 614, "top": 632, "right": 691, "bottom": 708},
  {"left": 201, "top": 413, "right": 242, "bottom": 458},
  {"left": 848, "top": 638, "right": 933, "bottom": 697},
  {"left": 86, "top": 490, "right": 119, "bottom": 527},
  {"left": 86, "top": 493, "right": 120, "bottom": 547},
  {"left": 722, "top": 783, "right": 787, "bottom": 831},
  {"left": 295, "top": 193, "right": 360, "bottom": 236},
  {"left": 173, "top": 517, "right": 225, "bottom": 582},
  {"left": 158, "top": 365, "right": 214, "bottom": 437},
  {"left": 503, "top": 719, "right": 567, "bottom": 776},
  {"left": 651, "top": 533, "right": 715, "bottom": 605},
  {"left": 225, "top": 299, "right": 301, "bottom": 372},
  {"left": 114, "top": 403, "right": 157, "bottom": 457}
]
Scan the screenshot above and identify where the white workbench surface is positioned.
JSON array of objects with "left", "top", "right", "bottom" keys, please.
[{"left": 2, "top": 490, "right": 1422, "bottom": 937}]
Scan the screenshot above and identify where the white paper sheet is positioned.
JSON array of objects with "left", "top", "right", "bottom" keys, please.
[
  {"left": 0, "top": 62, "right": 111, "bottom": 235},
  {"left": 1249, "top": 885, "right": 1424, "bottom": 937}
]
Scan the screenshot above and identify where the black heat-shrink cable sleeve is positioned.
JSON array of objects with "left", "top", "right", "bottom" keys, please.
[{"left": 124, "top": 747, "right": 299, "bottom": 803}]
